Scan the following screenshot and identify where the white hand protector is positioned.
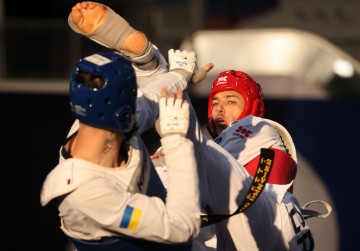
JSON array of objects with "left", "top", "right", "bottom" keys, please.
[
  {"left": 168, "top": 49, "right": 196, "bottom": 73},
  {"left": 156, "top": 94, "right": 190, "bottom": 137}
]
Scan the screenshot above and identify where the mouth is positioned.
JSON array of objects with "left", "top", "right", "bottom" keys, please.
[{"left": 214, "top": 117, "right": 226, "bottom": 125}]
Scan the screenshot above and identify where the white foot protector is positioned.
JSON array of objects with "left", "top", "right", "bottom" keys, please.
[{"left": 68, "top": 4, "right": 134, "bottom": 51}]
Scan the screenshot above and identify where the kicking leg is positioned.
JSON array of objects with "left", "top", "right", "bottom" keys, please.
[{"left": 69, "top": 1, "right": 157, "bottom": 69}]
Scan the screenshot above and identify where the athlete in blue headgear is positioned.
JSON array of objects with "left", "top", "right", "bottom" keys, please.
[
  {"left": 40, "top": 52, "right": 202, "bottom": 251},
  {"left": 41, "top": 1, "right": 215, "bottom": 250}
]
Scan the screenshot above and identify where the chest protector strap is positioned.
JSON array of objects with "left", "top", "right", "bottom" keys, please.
[{"left": 245, "top": 148, "right": 297, "bottom": 192}]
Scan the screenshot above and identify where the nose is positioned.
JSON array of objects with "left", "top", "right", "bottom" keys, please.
[{"left": 215, "top": 102, "right": 224, "bottom": 113}]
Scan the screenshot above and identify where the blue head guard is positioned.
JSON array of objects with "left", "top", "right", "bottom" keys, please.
[{"left": 69, "top": 52, "right": 137, "bottom": 135}]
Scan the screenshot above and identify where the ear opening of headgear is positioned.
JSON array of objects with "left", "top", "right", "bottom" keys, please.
[
  {"left": 207, "top": 70, "right": 265, "bottom": 138},
  {"left": 69, "top": 52, "right": 137, "bottom": 136}
]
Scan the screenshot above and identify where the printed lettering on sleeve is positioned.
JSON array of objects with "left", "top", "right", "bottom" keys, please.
[{"left": 285, "top": 201, "right": 314, "bottom": 251}]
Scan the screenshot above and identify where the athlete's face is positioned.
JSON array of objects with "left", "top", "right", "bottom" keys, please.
[{"left": 211, "top": 90, "right": 245, "bottom": 133}]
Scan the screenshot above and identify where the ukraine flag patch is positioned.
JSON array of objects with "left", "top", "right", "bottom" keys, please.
[{"left": 120, "top": 205, "right": 142, "bottom": 231}]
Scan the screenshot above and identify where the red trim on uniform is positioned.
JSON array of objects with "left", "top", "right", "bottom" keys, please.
[{"left": 244, "top": 148, "right": 297, "bottom": 192}]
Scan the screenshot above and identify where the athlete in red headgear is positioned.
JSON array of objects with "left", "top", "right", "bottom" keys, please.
[
  {"left": 207, "top": 70, "right": 297, "bottom": 189},
  {"left": 207, "top": 70, "right": 265, "bottom": 138}
]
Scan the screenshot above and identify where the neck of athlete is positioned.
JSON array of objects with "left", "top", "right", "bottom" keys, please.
[{"left": 69, "top": 122, "right": 126, "bottom": 168}]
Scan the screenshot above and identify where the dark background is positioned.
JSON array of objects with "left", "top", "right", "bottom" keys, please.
[{"left": 1, "top": 0, "right": 359, "bottom": 250}]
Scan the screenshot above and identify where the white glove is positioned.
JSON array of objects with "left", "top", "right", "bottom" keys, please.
[
  {"left": 156, "top": 93, "right": 190, "bottom": 137},
  {"left": 168, "top": 49, "right": 196, "bottom": 73}
]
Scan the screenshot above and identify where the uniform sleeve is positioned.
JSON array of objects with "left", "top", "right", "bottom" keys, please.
[
  {"left": 135, "top": 71, "right": 189, "bottom": 133},
  {"left": 60, "top": 134, "right": 201, "bottom": 243}
]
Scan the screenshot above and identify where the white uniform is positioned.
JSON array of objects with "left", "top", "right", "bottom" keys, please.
[
  {"left": 136, "top": 47, "right": 313, "bottom": 250},
  {"left": 41, "top": 134, "right": 200, "bottom": 243},
  {"left": 152, "top": 154, "right": 217, "bottom": 251},
  {"left": 40, "top": 52, "right": 202, "bottom": 245},
  {"left": 183, "top": 93, "right": 313, "bottom": 251},
  {"left": 152, "top": 94, "right": 313, "bottom": 251},
  {"left": 215, "top": 115, "right": 287, "bottom": 166}
]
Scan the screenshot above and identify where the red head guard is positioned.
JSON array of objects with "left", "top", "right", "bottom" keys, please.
[{"left": 207, "top": 70, "right": 265, "bottom": 138}]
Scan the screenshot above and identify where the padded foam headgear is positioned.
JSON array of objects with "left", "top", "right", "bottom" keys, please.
[
  {"left": 69, "top": 52, "right": 137, "bottom": 135},
  {"left": 207, "top": 70, "right": 265, "bottom": 138}
]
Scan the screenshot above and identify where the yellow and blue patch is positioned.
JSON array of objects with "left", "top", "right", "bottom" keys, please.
[{"left": 119, "top": 205, "right": 142, "bottom": 231}]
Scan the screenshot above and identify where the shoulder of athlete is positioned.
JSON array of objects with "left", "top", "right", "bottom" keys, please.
[
  {"left": 226, "top": 115, "right": 275, "bottom": 136},
  {"left": 40, "top": 158, "right": 111, "bottom": 206}
]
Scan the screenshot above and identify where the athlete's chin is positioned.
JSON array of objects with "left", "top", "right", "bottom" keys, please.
[{"left": 215, "top": 122, "right": 227, "bottom": 131}]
